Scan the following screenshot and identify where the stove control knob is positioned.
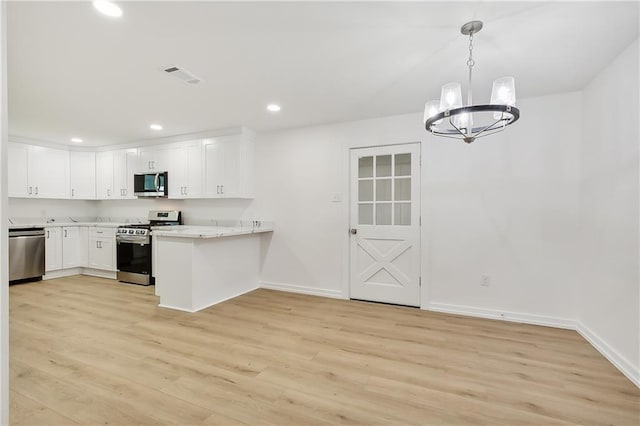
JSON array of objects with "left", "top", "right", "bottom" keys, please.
[{"left": 129, "top": 230, "right": 134, "bottom": 234}]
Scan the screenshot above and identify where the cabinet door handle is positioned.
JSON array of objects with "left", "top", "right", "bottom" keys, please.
[
  {"left": 124, "top": 188, "right": 127, "bottom": 196},
  {"left": 71, "top": 188, "right": 75, "bottom": 197},
  {"left": 64, "top": 229, "right": 67, "bottom": 238},
  {"left": 216, "top": 185, "right": 220, "bottom": 194},
  {"left": 35, "top": 187, "right": 38, "bottom": 195},
  {"left": 28, "top": 186, "right": 32, "bottom": 195},
  {"left": 220, "top": 185, "right": 224, "bottom": 194},
  {"left": 184, "top": 186, "right": 187, "bottom": 195},
  {"left": 152, "top": 161, "right": 155, "bottom": 169},
  {"left": 107, "top": 189, "right": 111, "bottom": 197},
  {"left": 46, "top": 230, "right": 50, "bottom": 238}
]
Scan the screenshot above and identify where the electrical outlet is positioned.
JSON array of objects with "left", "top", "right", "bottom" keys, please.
[
  {"left": 330, "top": 192, "right": 342, "bottom": 203},
  {"left": 480, "top": 274, "right": 490, "bottom": 287}
]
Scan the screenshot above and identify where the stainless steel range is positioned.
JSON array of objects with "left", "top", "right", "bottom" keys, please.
[{"left": 116, "top": 210, "right": 181, "bottom": 285}]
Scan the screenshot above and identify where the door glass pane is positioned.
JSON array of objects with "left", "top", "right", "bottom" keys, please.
[
  {"left": 376, "top": 204, "right": 392, "bottom": 225},
  {"left": 359, "top": 204, "right": 373, "bottom": 225},
  {"left": 358, "top": 180, "right": 373, "bottom": 201},
  {"left": 394, "top": 203, "right": 411, "bottom": 225},
  {"left": 359, "top": 157, "right": 373, "bottom": 178},
  {"left": 376, "top": 155, "right": 391, "bottom": 177},
  {"left": 395, "top": 153, "right": 411, "bottom": 176},
  {"left": 376, "top": 179, "right": 392, "bottom": 201},
  {"left": 394, "top": 178, "right": 411, "bottom": 201}
]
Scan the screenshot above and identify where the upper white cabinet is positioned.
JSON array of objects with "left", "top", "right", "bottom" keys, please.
[
  {"left": 168, "top": 141, "right": 203, "bottom": 199},
  {"left": 8, "top": 143, "right": 69, "bottom": 199},
  {"left": 202, "top": 131, "right": 254, "bottom": 198},
  {"left": 8, "top": 143, "right": 29, "bottom": 197},
  {"left": 139, "top": 145, "right": 171, "bottom": 173},
  {"left": 8, "top": 127, "right": 255, "bottom": 201},
  {"left": 96, "top": 149, "right": 137, "bottom": 200},
  {"left": 113, "top": 149, "right": 137, "bottom": 199},
  {"left": 69, "top": 151, "right": 96, "bottom": 199}
]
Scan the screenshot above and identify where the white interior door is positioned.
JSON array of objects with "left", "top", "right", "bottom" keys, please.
[{"left": 349, "top": 143, "right": 421, "bottom": 307}]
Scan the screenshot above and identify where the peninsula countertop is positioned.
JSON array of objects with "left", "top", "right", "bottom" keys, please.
[{"left": 151, "top": 225, "right": 273, "bottom": 239}]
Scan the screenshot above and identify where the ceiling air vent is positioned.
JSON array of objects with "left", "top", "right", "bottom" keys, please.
[{"left": 162, "top": 65, "right": 202, "bottom": 85}]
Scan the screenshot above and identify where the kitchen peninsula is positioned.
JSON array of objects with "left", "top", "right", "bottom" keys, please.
[{"left": 153, "top": 224, "right": 273, "bottom": 312}]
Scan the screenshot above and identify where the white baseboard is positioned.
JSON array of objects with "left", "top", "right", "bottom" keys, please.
[
  {"left": 425, "top": 301, "right": 638, "bottom": 389},
  {"left": 43, "top": 268, "right": 83, "bottom": 280},
  {"left": 159, "top": 286, "right": 259, "bottom": 313},
  {"left": 80, "top": 268, "right": 117, "bottom": 280},
  {"left": 425, "top": 302, "right": 577, "bottom": 329},
  {"left": 43, "top": 267, "right": 116, "bottom": 281},
  {"left": 260, "top": 281, "right": 344, "bottom": 299},
  {"left": 576, "top": 322, "right": 640, "bottom": 388}
]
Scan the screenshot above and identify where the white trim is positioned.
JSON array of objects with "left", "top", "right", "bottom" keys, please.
[
  {"left": 159, "top": 286, "right": 259, "bottom": 313},
  {"left": 425, "top": 302, "right": 577, "bottom": 329},
  {"left": 43, "top": 268, "right": 82, "bottom": 280},
  {"left": 576, "top": 322, "right": 640, "bottom": 388},
  {"left": 260, "top": 281, "right": 344, "bottom": 299},
  {"left": 157, "top": 303, "right": 196, "bottom": 313},
  {"left": 43, "top": 268, "right": 116, "bottom": 281},
  {"left": 426, "top": 301, "right": 639, "bottom": 388},
  {"left": 81, "top": 269, "right": 117, "bottom": 280}
]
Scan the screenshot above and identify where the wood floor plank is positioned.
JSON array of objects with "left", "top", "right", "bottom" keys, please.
[{"left": 10, "top": 277, "right": 640, "bottom": 425}]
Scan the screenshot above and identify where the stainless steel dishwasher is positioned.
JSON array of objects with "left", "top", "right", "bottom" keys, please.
[{"left": 9, "top": 228, "right": 45, "bottom": 282}]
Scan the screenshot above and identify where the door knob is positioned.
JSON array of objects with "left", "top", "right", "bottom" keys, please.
[{"left": 350, "top": 228, "right": 357, "bottom": 235}]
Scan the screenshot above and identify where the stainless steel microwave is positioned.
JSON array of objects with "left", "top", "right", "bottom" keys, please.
[{"left": 134, "top": 172, "right": 168, "bottom": 197}]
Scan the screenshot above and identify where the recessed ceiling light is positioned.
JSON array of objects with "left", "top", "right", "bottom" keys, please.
[
  {"left": 71, "top": 138, "right": 83, "bottom": 143},
  {"left": 266, "top": 104, "right": 281, "bottom": 112},
  {"left": 93, "top": 1, "right": 123, "bottom": 18},
  {"left": 149, "top": 124, "right": 163, "bottom": 131}
]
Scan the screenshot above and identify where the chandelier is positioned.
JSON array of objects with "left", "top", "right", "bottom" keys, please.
[{"left": 423, "top": 21, "right": 520, "bottom": 143}]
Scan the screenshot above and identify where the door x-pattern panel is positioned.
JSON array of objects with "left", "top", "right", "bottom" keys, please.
[{"left": 358, "top": 238, "right": 411, "bottom": 288}]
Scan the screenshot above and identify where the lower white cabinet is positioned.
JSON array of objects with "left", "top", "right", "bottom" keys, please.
[
  {"left": 88, "top": 227, "right": 116, "bottom": 271},
  {"left": 45, "top": 227, "right": 63, "bottom": 272},
  {"left": 62, "top": 226, "right": 88, "bottom": 269}
]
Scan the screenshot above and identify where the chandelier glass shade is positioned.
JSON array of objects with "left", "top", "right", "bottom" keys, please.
[{"left": 423, "top": 21, "right": 520, "bottom": 143}]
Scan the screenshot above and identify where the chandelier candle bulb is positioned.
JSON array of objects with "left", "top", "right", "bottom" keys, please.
[
  {"left": 423, "top": 100, "right": 443, "bottom": 125},
  {"left": 491, "top": 76, "right": 516, "bottom": 119},
  {"left": 439, "top": 83, "right": 463, "bottom": 111}
]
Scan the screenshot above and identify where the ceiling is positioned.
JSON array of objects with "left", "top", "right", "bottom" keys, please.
[{"left": 7, "top": 1, "right": 639, "bottom": 147}]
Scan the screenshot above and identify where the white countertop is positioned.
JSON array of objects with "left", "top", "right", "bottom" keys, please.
[
  {"left": 9, "top": 221, "right": 129, "bottom": 230},
  {"left": 152, "top": 225, "right": 273, "bottom": 239}
]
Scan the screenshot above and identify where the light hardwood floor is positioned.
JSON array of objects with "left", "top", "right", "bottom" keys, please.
[{"left": 9, "top": 276, "right": 640, "bottom": 425}]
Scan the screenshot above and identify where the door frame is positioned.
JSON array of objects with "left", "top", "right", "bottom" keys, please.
[{"left": 341, "top": 141, "right": 425, "bottom": 307}]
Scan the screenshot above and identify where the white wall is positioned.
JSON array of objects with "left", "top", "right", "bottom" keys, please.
[
  {"left": 578, "top": 40, "right": 639, "bottom": 384},
  {"left": 0, "top": 1, "right": 8, "bottom": 422},
  {"left": 8, "top": 198, "right": 98, "bottom": 219},
  {"left": 255, "top": 91, "right": 583, "bottom": 325},
  {"left": 94, "top": 198, "right": 258, "bottom": 224}
]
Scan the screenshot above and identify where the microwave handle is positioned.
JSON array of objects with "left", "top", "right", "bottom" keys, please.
[{"left": 154, "top": 173, "right": 160, "bottom": 192}]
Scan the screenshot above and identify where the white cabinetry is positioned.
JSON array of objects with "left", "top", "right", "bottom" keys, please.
[
  {"left": 8, "top": 143, "right": 29, "bottom": 197},
  {"left": 45, "top": 227, "right": 63, "bottom": 272},
  {"left": 113, "top": 150, "right": 137, "bottom": 199},
  {"left": 96, "top": 150, "right": 137, "bottom": 199},
  {"left": 168, "top": 141, "right": 203, "bottom": 199},
  {"left": 62, "top": 226, "right": 88, "bottom": 269},
  {"left": 139, "top": 145, "right": 171, "bottom": 172},
  {"left": 202, "top": 132, "right": 254, "bottom": 198},
  {"left": 88, "top": 227, "right": 116, "bottom": 271},
  {"left": 8, "top": 143, "right": 70, "bottom": 199},
  {"left": 69, "top": 151, "right": 96, "bottom": 199}
]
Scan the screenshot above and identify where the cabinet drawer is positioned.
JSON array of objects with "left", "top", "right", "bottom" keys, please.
[{"left": 89, "top": 227, "right": 115, "bottom": 239}]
